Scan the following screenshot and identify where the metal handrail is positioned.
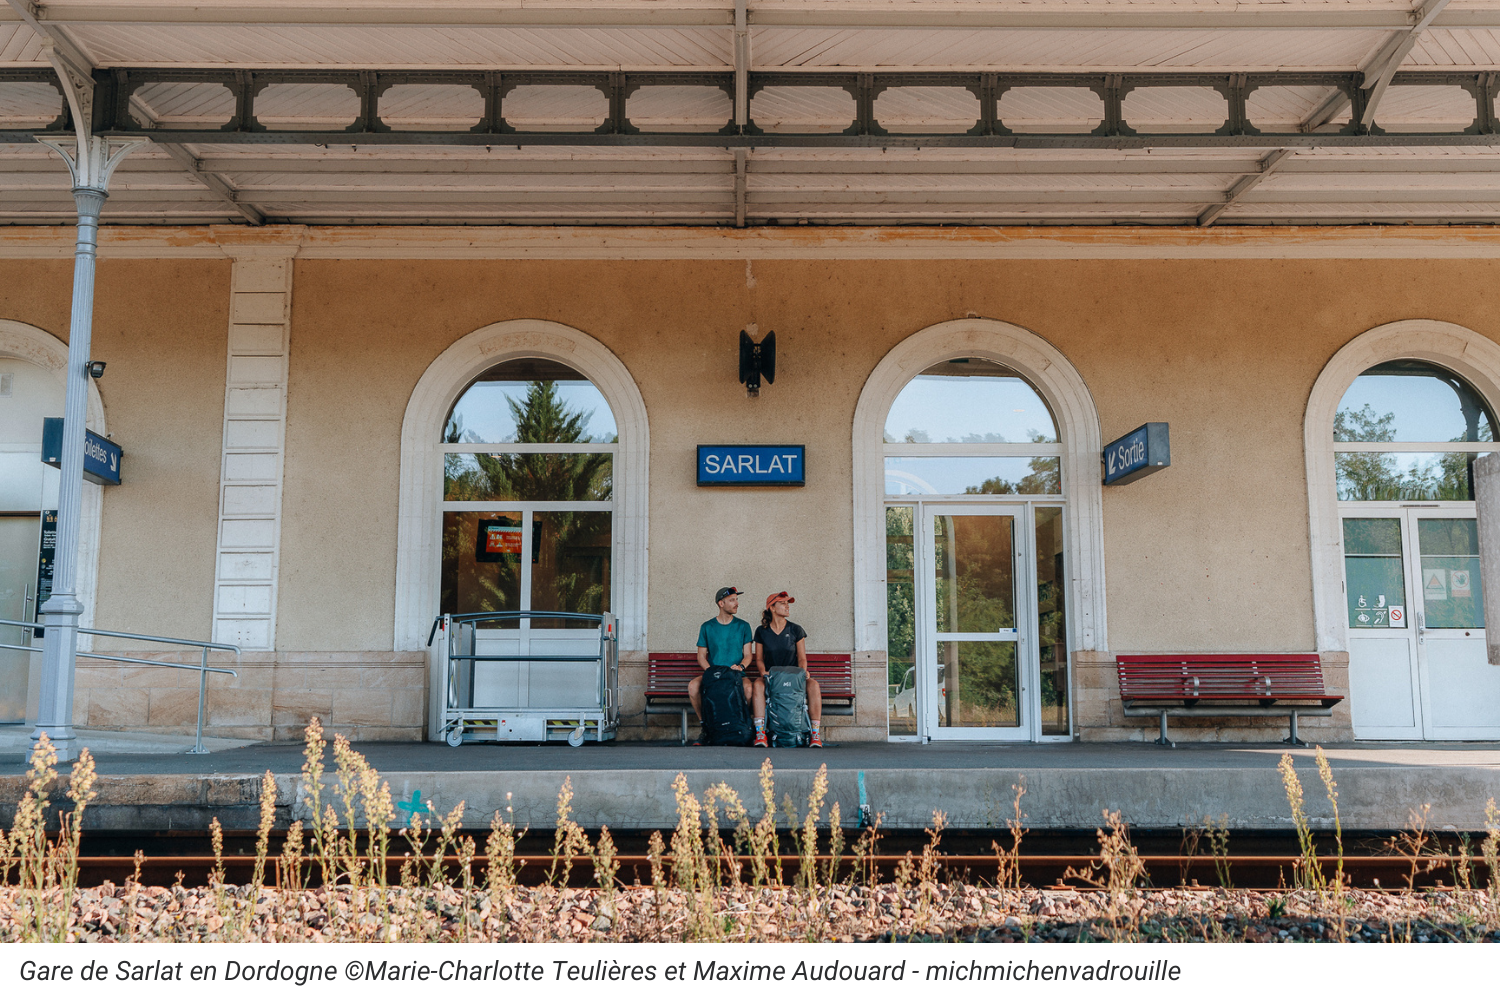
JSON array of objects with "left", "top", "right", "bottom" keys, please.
[{"left": 0, "top": 617, "right": 240, "bottom": 754}]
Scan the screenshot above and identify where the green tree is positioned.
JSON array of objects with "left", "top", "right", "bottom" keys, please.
[{"left": 1334, "top": 403, "right": 1482, "bottom": 501}]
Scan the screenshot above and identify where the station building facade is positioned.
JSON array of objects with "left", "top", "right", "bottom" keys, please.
[{"left": 2, "top": 224, "right": 1499, "bottom": 745}]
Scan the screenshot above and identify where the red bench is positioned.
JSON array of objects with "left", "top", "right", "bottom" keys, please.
[
  {"left": 1116, "top": 654, "right": 1342, "bottom": 747},
  {"left": 646, "top": 651, "right": 855, "bottom": 744}
]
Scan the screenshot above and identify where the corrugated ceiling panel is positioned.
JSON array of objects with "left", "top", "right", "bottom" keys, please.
[
  {"left": 0, "top": 23, "right": 48, "bottom": 64},
  {"left": 64, "top": 25, "right": 731, "bottom": 68},
  {"left": 1409, "top": 29, "right": 1500, "bottom": 67},
  {"left": 753, "top": 27, "right": 1387, "bottom": 69},
  {"left": 873, "top": 86, "right": 981, "bottom": 133},
  {"left": 751, "top": 85, "right": 858, "bottom": 132}
]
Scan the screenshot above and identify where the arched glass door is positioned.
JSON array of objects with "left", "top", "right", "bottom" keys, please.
[
  {"left": 1335, "top": 360, "right": 1500, "bottom": 739},
  {"left": 883, "top": 359, "right": 1070, "bottom": 742}
]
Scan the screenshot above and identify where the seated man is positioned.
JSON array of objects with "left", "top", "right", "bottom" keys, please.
[{"left": 688, "top": 586, "right": 767, "bottom": 746}]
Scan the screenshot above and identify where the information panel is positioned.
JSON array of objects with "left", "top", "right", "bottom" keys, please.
[{"left": 697, "top": 445, "right": 805, "bottom": 486}]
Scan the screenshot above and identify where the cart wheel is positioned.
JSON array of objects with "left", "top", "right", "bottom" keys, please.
[
  {"left": 568, "top": 727, "right": 585, "bottom": 747},
  {"left": 446, "top": 726, "right": 464, "bottom": 747}
]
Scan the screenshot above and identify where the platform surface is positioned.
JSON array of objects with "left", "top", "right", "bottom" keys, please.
[{"left": 2, "top": 740, "right": 1498, "bottom": 832}]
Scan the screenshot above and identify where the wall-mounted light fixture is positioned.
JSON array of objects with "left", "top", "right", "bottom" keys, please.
[
  {"left": 86, "top": 360, "right": 106, "bottom": 379},
  {"left": 738, "top": 330, "right": 775, "bottom": 397}
]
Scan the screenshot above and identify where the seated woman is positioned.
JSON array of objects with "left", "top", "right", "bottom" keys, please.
[{"left": 753, "top": 591, "right": 822, "bottom": 747}]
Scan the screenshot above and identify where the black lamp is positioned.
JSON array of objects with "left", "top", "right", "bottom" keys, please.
[{"left": 738, "top": 330, "right": 776, "bottom": 397}]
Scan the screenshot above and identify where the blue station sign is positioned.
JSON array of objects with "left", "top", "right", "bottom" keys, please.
[
  {"left": 41, "top": 417, "right": 123, "bottom": 486},
  {"left": 698, "top": 445, "right": 805, "bottom": 486},
  {"left": 1102, "top": 422, "right": 1170, "bottom": 486}
]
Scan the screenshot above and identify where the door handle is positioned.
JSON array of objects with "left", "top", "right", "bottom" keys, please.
[{"left": 1416, "top": 610, "right": 1425, "bottom": 644}]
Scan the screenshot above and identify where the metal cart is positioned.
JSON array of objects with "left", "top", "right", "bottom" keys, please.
[{"left": 430, "top": 610, "right": 617, "bottom": 747}]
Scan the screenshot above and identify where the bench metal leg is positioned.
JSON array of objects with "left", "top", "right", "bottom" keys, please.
[
  {"left": 1154, "top": 710, "right": 1175, "bottom": 747},
  {"left": 1282, "top": 710, "right": 1308, "bottom": 747},
  {"left": 680, "top": 708, "right": 688, "bottom": 746}
]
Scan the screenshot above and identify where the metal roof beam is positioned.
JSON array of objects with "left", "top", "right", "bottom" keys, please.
[
  {"left": 7, "top": 3, "right": 1500, "bottom": 31},
  {"left": 1302, "top": 0, "right": 1454, "bottom": 132},
  {"left": 1198, "top": 148, "right": 1290, "bottom": 225},
  {"left": 1360, "top": 0, "right": 1454, "bottom": 128},
  {"left": 153, "top": 142, "right": 264, "bottom": 224},
  {"left": 3, "top": 6, "right": 268, "bottom": 224}
]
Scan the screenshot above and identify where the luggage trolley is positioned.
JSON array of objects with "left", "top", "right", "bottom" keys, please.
[{"left": 430, "top": 610, "right": 618, "bottom": 747}]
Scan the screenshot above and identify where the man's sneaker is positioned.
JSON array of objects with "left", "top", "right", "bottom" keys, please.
[
  {"left": 808, "top": 730, "right": 823, "bottom": 748},
  {"left": 691, "top": 731, "right": 706, "bottom": 746},
  {"left": 753, "top": 730, "right": 769, "bottom": 748}
]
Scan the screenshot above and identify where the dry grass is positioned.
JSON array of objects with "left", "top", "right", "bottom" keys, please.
[{"left": 1, "top": 725, "right": 1499, "bottom": 943}]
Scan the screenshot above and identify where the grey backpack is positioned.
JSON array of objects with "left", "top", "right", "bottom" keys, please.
[{"left": 764, "top": 671, "right": 810, "bottom": 747}]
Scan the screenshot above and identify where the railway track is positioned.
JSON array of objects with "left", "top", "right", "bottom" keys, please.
[{"left": 68, "top": 852, "right": 1477, "bottom": 890}]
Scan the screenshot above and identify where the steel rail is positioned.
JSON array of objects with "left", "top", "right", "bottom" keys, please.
[{"left": 64, "top": 852, "right": 1485, "bottom": 890}]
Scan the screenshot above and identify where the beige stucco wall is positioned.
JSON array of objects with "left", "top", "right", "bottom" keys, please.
[
  {"left": 276, "top": 255, "right": 1500, "bottom": 661},
  {"left": 0, "top": 259, "right": 229, "bottom": 645},
  {"left": 10, "top": 233, "right": 1500, "bottom": 741}
]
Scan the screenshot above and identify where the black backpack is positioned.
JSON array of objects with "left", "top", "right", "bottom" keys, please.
[{"left": 699, "top": 664, "right": 754, "bottom": 746}]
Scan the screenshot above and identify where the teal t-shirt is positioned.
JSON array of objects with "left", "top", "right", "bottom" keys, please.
[{"left": 696, "top": 616, "right": 753, "bottom": 667}]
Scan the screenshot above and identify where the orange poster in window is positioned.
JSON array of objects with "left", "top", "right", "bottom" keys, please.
[{"left": 484, "top": 525, "right": 522, "bottom": 556}]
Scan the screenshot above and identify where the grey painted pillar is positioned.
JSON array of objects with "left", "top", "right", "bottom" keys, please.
[
  {"left": 30, "top": 135, "right": 143, "bottom": 761},
  {"left": 30, "top": 184, "right": 107, "bottom": 761}
]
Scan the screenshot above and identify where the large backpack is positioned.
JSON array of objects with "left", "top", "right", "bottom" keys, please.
[
  {"left": 699, "top": 664, "right": 753, "bottom": 746},
  {"left": 765, "top": 671, "right": 810, "bottom": 748}
]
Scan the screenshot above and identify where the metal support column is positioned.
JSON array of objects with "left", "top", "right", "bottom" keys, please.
[{"left": 30, "top": 42, "right": 143, "bottom": 761}]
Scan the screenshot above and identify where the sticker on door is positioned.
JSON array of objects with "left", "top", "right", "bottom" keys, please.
[
  {"left": 1453, "top": 570, "right": 1473, "bottom": 598},
  {"left": 1424, "top": 569, "right": 1448, "bottom": 601},
  {"left": 1389, "top": 606, "right": 1405, "bottom": 627}
]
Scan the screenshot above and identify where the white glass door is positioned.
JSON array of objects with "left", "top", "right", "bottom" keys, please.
[
  {"left": 919, "top": 504, "right": 1032, "bottom": 741},
  {"left": 1343, "top": 506, "right": 1499, "bottom": 739},
  {"left": 1411, "top": 510, "right": 1496, "bottom": 738}
]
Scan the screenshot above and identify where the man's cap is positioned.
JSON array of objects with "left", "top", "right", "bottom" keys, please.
[
  {"left": 766, "top": 591, "right": 796, "bottom": 609},
  {"left": 715, "top": 586, "right": 743, "bottom": 603}
]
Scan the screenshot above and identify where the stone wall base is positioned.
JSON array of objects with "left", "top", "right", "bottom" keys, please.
[{"left": 73, "top": 651, "right": 427, "bottom": 743}]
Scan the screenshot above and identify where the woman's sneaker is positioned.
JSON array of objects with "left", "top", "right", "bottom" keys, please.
[
  {"left": 753, "top": 730, "right": 769, "bottom": 748},
  {"left": 809, "top": 730, "right": 823, "bottom": 748}
]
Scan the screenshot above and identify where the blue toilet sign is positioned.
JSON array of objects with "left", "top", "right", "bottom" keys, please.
[
  {"left": 1103, "top": 422, "right": 1169, "bottom": 486},
  {"left": 41, "top": 416, "right": 123, "bottom": 486},
  {"left": 697, "top": 445, "right": 805, "bottom": 486}
]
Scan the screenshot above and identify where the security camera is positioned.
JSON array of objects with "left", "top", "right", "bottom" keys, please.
[{"left": 87, "top": 361, "right": 106, "bottom": 379}]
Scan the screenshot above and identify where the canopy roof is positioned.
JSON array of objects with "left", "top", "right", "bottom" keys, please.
[{"left": 5, "top": 0, "right": 1500, "bottom": 226}]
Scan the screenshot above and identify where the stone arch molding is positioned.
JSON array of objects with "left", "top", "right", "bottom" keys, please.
[
  {"left": 0, "top": 319, "right": 106, "bottom": 642},
  {"left": 1305, "top": 319, "right": 1500, "bottom": 652},
  {"left": 394, "top": 320, "right": 650, "bottom": 658},
  {"left": 851, "top": 317, "right": 1108, "bottom": 655}
]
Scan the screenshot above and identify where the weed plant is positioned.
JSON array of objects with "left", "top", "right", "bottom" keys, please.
[{"left": 2, "top": 729, "right": 1499, "bottom": 943}]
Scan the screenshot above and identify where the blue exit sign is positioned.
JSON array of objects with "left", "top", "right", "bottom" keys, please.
[
  {"left": 1103, "top": 423, "right": 1170, "bottom": 486},
  {"left": 698, "top": 445, "right": 805, "bottom": 486},
  {"left": 41, "top": 417, "right": 123, "bottom": 486}
]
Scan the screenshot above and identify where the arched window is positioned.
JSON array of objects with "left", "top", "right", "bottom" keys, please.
[
  {"left": 882, "top": 358, "right": 1062, "bottom": 496},
  {"left": 439, "top": 358, "right": 616, "bottom": 627},
  {"left": 1334, "top": 360, "right": 1496, "bottom": 501}
]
